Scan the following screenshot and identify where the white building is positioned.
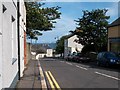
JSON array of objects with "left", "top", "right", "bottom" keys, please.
[
  {"left": 0, "top": 1, "right": 2, "bottom": 89},
  {"left": 31, "top": 44, "right": 53, "bottom": 59},
  {"left": 0, "top": 0, "right": 26, "bottom": 89},
  {"left": 19, "top": 0, "right": 26, "bottom": 78},
  {"left": 46, "top": 49, "right": 53, "bottom": 57},
  {"left": 36, "top": 48, "right": 53, "bottom": 59},
  {"left": 64, "top": 34, "right": 83, "bottom": 58}
]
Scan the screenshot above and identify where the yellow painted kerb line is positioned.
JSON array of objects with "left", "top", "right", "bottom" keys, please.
[
  {"left": 45, "top": 71, "right": 61, "bottom": 90},
  {"left": 48, "top": 71, "right": 61, "bottom": 89},
  {"left": 45, "top": 71, "right": 55, "bottom": 89}
]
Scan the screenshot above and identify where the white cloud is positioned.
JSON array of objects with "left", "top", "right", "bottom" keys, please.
[
  {"left": 55, "top": 15, "right": 76, "bottom": 29},
  {"left": 37, "top": 15, "right": 76, "bottom": 43},
  {"left": 106, "top": 3, "right": 118, "bottom": 17}
]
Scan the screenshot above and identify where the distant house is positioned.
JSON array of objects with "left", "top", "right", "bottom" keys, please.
[
  {"left": 64, "top": 34, "right": 83, "bottom": 58},
  {"left": 31, "top": 44, "right": 53, "bottom": 59},
  {"left": 108, "top": 17, "right": 120, "bottom": 53}
]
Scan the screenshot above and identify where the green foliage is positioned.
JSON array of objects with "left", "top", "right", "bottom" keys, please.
[
  {"left": 81, "top": 44, "right": 96, "bottom": 54},
  {"left": 55, "top": 35, "right": 67, "bottom": 54},
  {"left": 81, "top": 44, "right": 107, "bottom": 54},
  {"left": 73, "top": 9, "right": 110, "bottom": 52},
  {"left": 25, "top": 2, "right": 61, "bottom": 40}
]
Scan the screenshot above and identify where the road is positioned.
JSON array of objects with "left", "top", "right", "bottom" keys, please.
[{"left": 39, "top": 58, "right": 120, "bottom": 89}]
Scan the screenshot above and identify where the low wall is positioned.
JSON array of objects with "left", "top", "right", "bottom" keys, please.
[{"left": 26, "top": 43, "right": 31, "bottom": 64}]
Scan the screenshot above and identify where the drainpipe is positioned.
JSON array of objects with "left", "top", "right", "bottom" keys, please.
[{"left": 17, "top": 1, "right": 20, "bottom": 80}]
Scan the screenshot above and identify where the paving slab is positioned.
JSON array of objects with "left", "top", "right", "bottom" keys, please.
[{"left": 16, "top": 59, "right": 41, "bottom": 89}]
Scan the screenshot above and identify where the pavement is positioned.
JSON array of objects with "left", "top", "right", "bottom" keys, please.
[
  {"left": 15, "top": 59, "right": 42, "bottom": 89},
  {"left": 15, "top": 58, "right": 120, "bottom": 89}
]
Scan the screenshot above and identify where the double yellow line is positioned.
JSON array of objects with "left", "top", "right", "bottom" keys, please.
[{"left": 45, "top": 71, "right": 61, "bottom": 90}]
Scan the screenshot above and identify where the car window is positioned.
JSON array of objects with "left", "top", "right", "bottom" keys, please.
[
  {"left": 76, "top": 53, "right": 81, "bottom": 56},
  {"left": 103, "top": 53, "right": 107, "bottom": 58},
  {"left": 98, "top": 52, "right": 103, "bottom": 58},
  {"left": 68, "top": 54, "right": 70, "bottom": 56},
  {"left": 106, "top": 52, "right": 119, "bottom": 58}
]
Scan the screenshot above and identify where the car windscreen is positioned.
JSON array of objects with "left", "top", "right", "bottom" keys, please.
[{"left": 106, "top": 52, "right": 120, "bottom": 58}]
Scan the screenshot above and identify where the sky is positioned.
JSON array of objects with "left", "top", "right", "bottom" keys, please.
[{"left": 27, "top": 1, "right": 119, "bottom": 43}]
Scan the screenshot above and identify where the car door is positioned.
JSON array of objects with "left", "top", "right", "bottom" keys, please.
[
  {"left": 102, "top": 53, "right": 108, "bottom": 64},
  {"left": 99, "top": 52, "right": 105, "bottom": 64}
]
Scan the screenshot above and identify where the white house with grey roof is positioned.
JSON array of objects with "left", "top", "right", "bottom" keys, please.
[
  {"left": 31, "top": 44, "right": 53, "bottom": 59},
  {"left": 64, "top": 34, "right": 83, "bottom": 58}
]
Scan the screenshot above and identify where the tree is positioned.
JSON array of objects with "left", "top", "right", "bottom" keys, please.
[
  {"left": 73, "top": 9, "right": 110, "bottom": 52},
  {"left": 25, "top": 2, "right": 61, "bottom": 41},
  {"left": 55, "top": 35, "right": 67, "bottom": 55}
]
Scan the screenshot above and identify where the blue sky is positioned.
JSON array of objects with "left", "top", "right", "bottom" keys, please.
[{"left": 27, "top": 2, "right": 119, "bottom": 43}]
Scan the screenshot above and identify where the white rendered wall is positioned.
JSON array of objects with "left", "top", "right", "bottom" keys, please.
[
  {"left": 64, "top": 35, "right": 83, "bottom": 58},
  {"left": 46, "top": 49, "right": 53, "bottom": 57},
  {"left": 0, "top": 1, "right": 2, "bottom": 89},
  {"left": 36, "top": 54, "right": 46, "bottom": 59},
  {"left": 68, "top": 35, "right": 83, "bottom": 52},
  {"left": 2, "top": 1, "right": 18, "bottom": 88},
  {"left": 19, "top": 24, "right": 24, "bottom": 77},
  {"left": 19, "top": 0, "right": 26, "bottom": 77}
]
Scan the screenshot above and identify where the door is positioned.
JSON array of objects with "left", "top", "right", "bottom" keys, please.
[{"left": 102, "top": 53, "right": 108, "bottom": 65}]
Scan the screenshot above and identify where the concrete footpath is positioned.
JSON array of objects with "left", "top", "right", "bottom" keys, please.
[{"left": 16, "top": 59, "right": 42, "bottom": 89}]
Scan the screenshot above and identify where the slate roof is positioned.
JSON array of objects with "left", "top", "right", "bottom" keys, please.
[
  {"left": 64, "top": 34, "right": 75, "bottom": 39},
  {"left": 108, "top": 17, "right": 120, "bottom": 27}
]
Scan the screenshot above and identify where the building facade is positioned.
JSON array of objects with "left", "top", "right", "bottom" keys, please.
[
  {"left": 19, "top": 0, "right": 26, "bottom": 77},
  {"left": 0, "top": 0, "right": 18, "bottom": 89},
  {"left": 0, "top": 0, "right": 26, "bottom": 89},
  {"left": 0, "top": 1, "right": 3, "bottom": 89},
  {"left": 64, "top": 35, "right": 83, "bottom": 58},
  {"left": 108, "top": 17, "right": 120, "bottom": 53},
  {"left": 36, "top": 48, "right": 53, "bottom": 59}
]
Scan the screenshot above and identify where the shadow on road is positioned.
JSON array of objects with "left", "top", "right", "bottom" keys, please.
[{"left": 40, "top": 57, "right": 120, "bottom": 73}]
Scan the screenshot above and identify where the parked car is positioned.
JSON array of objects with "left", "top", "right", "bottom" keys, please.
[
  {"left": 65, "top": 54, "right": 71, "bottom": 61},
  {"left": 66, "top": 53, "right": 74, "bottom": 61},
  {"left": 85, "top": 52, "right": 98, "bottom": 62},
  {"left": 97, "top": 52, "right": 120, "bottom": 66},
  {"left": 66, "top": 52, "right": 77, "bottom": 61},
  {"left": 73, "top": 52, "right": 91, "bottom": 63}
]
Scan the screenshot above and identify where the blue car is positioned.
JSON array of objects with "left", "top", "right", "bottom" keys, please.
[{"left": 97, "top": 52, "right": 120, "bottom": 66}]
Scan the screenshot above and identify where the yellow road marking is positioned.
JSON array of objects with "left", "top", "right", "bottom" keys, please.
[
  {"left": 48, "top": 71, "right": 61, "bottom": 90},
  {"left": 45, "top": 71, "right": 61, "bottom": 90},
  {"left": 45, "top": 71, "right": 55, "bottom": 90},
  {"left": 38, "top": 60, "right": 47, "bottom": 90}
]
